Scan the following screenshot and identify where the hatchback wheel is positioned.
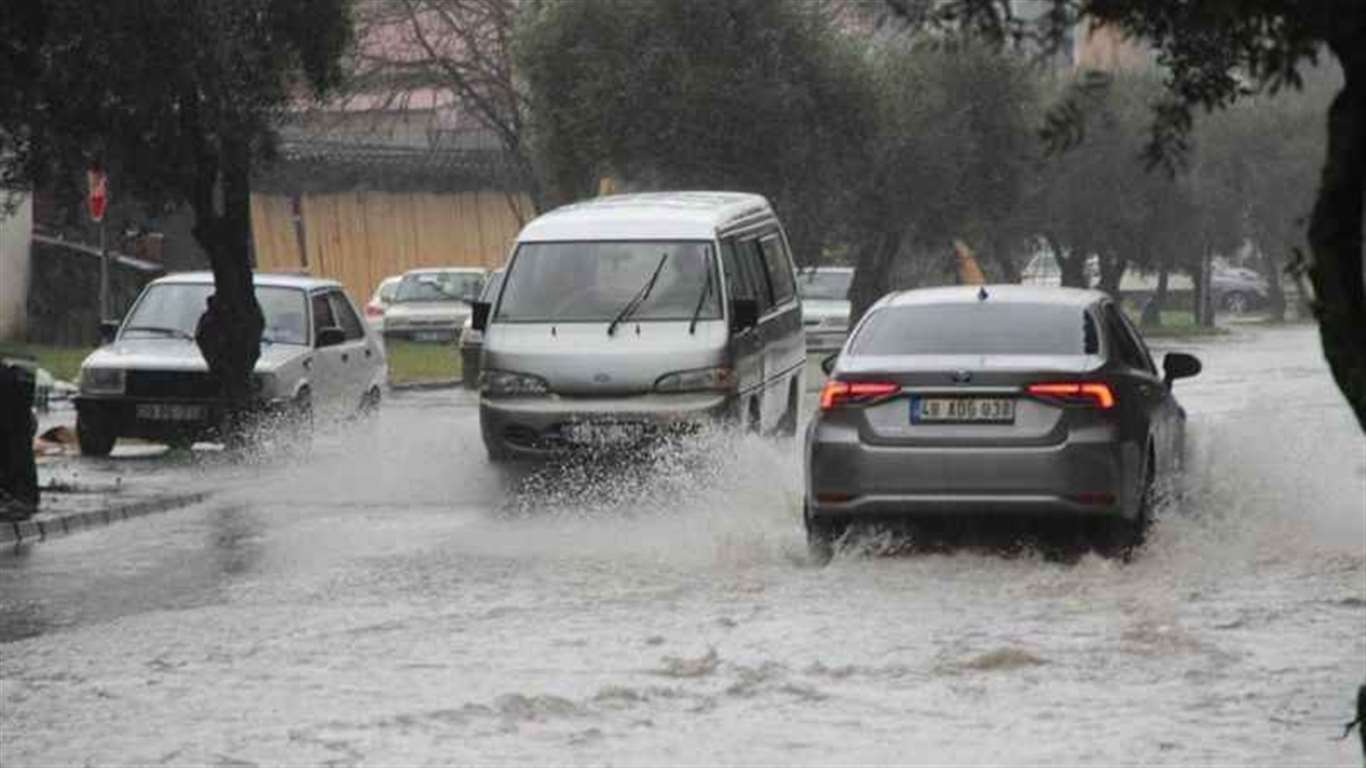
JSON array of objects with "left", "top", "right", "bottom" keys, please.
[
  {"left": 76, "top": 407, "right": 116, "bottom": 457},
  {"left": 1222, "top": 291, "right": 1250, "bottom": 314},
  {"left": 1095, "top": 465, "right": 1154, "bottom": 560}
]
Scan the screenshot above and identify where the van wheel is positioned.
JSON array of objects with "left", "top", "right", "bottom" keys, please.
[
  {"left": 776, "top": 380, "right": 799, "bottom": 437},
  {"left": 359, "top": 386, "right": 381, "bottom": 416},
  {"left": 77, "top": 406, "right": 116, "bottom": 457}
]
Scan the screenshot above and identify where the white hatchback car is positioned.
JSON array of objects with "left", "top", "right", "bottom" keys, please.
[{"left": 74, "top": 272, "right": 387, "bottom": 455}]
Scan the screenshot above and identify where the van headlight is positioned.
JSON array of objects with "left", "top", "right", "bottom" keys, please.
[
  {"left": 654, "top": 366, "right": 736, "bottom": 393},
  {"left": 80, "top": 367, "right": 125, "bottom": 395},
  {"left": 481, "top": 369, "right": 550, "bottom": 396}
]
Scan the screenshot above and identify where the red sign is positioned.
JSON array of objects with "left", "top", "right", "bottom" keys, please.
[{"left": 87, "top": 169, "right": 108, "bottom": 222}]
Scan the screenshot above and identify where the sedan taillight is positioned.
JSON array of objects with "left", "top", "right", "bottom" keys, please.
[
  {"left": 820, "top": 380, "right": 900, "bottom": 410},
  {"left": 1026, "top": 381, "right": 1116, "bottom": 409},
  {"left": 364, "top": 302, "right": 384, "bottom": 318}
]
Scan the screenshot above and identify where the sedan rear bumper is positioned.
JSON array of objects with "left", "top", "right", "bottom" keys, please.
[{"left": 807, "top": 431, "right": 1139, "bottom": 521}]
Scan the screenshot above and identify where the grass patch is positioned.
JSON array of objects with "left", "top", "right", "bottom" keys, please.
[
  {"left": 1122, "top": 309, "right": 1229, "bottom": 339},
  {"left": 385, "top": 338, "right": 463, "bottom": 385},
  {"left": 0, "top": 342, "right": 94, "bottom": 382}
]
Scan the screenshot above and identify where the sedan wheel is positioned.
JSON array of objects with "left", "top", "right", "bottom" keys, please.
[
  {"left": 804, "top": 497, "right": 845, "bottom": 564},
  {"left": 1222, "top": 291, "right": 1250, "bottom": 314}
]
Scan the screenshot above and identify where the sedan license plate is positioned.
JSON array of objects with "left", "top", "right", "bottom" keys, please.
[
  {"left": 912, "top": 397, "right": 1015, "bottom": 424},
  {"left": 137, "top": 403, "right": 208, "bottom": 422},
  {"left": 413, "top": 331, "right": 450, "bottom": 342},
  {"left": 562, "top": 421, "right": 645, "bottom": 446}
]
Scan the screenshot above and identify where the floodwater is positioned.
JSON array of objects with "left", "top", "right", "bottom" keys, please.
[{"left": 1, "top": 325, "right": 1362, "bottom": 765}]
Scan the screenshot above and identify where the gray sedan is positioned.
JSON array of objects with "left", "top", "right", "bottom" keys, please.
[{"left": 804, "top": 285, "right": 1201, "bottom": 559}]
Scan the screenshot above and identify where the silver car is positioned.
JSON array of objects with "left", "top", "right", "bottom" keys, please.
[
  {"left": 797, "top": 266, "right": 853, "bottom": 352},
  {"left": 383, "top": 268, "right": 487, "bottom": 342},
  {"left": 804, "top": 285, "right": 1201, "bottom": 559},
  {"left": 472, "top": 191, "right": 806, "bottom": 461},
  {"left": 74, "top": 272, "right": 387, "bottom": 455}
]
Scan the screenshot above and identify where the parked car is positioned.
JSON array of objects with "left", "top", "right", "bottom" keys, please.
[
  {"left": 797, "top": 266, "right": 853, "bottom": 353},
  {"left": 472, "top": 191, "right": 805, "bottom": 461},
  {"left": 74, "top": 272, "right": 387, "bottom": 455},
  {"left": 459, "top": 268, "right": 504, "bottom": 389},
  {"left": 363, "top": 275, "right": 402, "bottom": 333},
  {"left": 1210, "top": 264, "right": 1270, "bottom": 314},
  {"left": 383, "top": 268, "right": 487, "bottom": 342},
  {"left": 805, "top": 284, "right": 1200, "bottom": 560}
]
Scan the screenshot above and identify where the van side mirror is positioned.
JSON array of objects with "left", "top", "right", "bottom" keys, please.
[
  {"left": 471, "top": 301, "right": 491, "bottom": 332},
  {"left": 316, "top": 326, "right": 346, "bottom": 348},
  {"left": 730, "top": 298, "right": 758, "bottom": 333},
  {"left": 98, "top": 320, "right": 120, "bottom": 345},
  {"left": 1162, "top": 351, "right": 1201, "bottom": 385},
  {"left": 820, "top": 353, "right": 839, "bottom": 376}
]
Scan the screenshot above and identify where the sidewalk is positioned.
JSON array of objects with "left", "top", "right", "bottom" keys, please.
[{"left": 3, "top": 402, "right": 214, "bottom": 545}]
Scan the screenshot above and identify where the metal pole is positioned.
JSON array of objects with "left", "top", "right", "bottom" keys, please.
[{"left": 98, "top": 221, "right": 109, "bottom": 322}]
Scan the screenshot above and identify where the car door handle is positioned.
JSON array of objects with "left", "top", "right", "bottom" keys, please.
[
  {"left": 364, "top": 349, "right": 372, "bottom": 358},
  {"left": 341, "top": 353, "right": 349, "bottom": 363}
]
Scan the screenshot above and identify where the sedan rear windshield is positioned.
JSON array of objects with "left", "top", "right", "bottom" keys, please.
[{"left": 849, "top": 302, "right": 1098, "bottom": 356}]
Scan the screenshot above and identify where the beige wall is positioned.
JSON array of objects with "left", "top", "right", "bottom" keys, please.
[
  {"left": 0, "top": 194, "right": 32, "bottom": 341},
  {"left": 251, "top": 190, "right": 532, "bottom": 303}
]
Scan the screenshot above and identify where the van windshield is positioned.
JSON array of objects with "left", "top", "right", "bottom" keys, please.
[{"left": 495, "top": 241, "right": 721, "bottom": 323}]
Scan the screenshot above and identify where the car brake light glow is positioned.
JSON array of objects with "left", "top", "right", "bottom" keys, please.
[
  {"left": 820, "top": 380, "right": 900, "bottom": 410},
  {"left": 1026, "top": 381, "right": 1115, "bottom": 409},
  {"left": 364, "top": 303, "right": 384, "bottom": 317}
]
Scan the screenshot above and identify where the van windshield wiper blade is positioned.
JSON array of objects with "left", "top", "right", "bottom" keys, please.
[
  {"left": 688, "top": 262, "right": 713, "bottom": 335},
  {"left": 607, "top": 253, "right": 669, "bottom": 337},
  {"left": 123, "top": 325, "right": 194, "bottom": 341}
]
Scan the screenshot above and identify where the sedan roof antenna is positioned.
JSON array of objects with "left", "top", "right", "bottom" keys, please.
[{"left": 977, "top": 286, "right": 989, "bottom": 302}]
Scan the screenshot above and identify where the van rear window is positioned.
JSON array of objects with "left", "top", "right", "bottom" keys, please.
[{"left": 849, "top": 303, "right": 1098, "bottom": 356}]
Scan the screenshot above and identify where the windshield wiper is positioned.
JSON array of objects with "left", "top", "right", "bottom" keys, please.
[
  {"left": 123, "top": 325, "right": 194, "bottom": 341},
  {"left": 607, "top": 253, "right": 669, "bottom": 337},
  {"left": 688, "top": 262, "right": 714, "bottom": 335}
]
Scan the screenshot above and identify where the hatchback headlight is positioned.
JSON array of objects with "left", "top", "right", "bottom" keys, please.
[
  {"left": 481, "top": 369, "right": 550, "bottom": 396},
  {"left": 80, "top": 367, "right": 125, "bottom": 395},
  {"left": 654, "top": 366, "right": 736, "bottom": 393}
]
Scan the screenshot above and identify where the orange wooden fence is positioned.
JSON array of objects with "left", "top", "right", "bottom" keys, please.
[{"left": 251, "top": 190, "right": 532, "bottom": 302}]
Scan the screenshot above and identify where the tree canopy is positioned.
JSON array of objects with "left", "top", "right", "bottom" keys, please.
[{"left": 0, "top": 0, "right": 353, "bottom": 402}]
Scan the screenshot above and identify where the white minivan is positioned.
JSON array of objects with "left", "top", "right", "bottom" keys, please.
[{"left": 470, "top": 192, "right": 806, "bottom": 461}]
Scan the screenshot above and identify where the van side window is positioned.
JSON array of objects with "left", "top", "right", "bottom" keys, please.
[
  {"left": 720, "top": 239, "right": 751, "bottom": 302},
  {"left": 737, "top": 238, "right": 774, "bottom": 313},
  {"left": 759, "top": 234, "right": 795, "bottom": 305}
]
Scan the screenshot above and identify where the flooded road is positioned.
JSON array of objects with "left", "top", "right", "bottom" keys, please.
[{"left": 1, "top": 325, "right": 1362, "bottom": 765}]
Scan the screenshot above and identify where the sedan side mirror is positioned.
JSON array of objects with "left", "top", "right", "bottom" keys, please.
[
  {"left": 820, "top": 353, "right": 839, "bottom": 376},
  {"left": 471, "top": 301, "right": 491, "bottom": 333},
  {"left": 316, "top": 326, "right": 346, "bottom": 348},
  {"left": 730, "top": 298, "right": 759, "bottom": 333},
  {"left": 98, "top": 320, "right": 120, "bottom": 345},
  {"left": 1163, "top": 351, "right": 1202, "bottom": 385}
]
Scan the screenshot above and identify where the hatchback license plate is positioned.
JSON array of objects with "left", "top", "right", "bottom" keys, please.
[
  {"left": 137, "top": 403, "right": 208, "bottom": 422},
  {"left": 912, "top": 397, "right": 1015, "bottom": 424}
]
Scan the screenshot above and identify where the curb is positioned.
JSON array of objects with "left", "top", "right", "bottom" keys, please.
[
  {"left": 0, "top": 492, "right": 212, "bottom": 546},
  {"left": 388, "top": 379, "right": 465, "bottom": 392}
]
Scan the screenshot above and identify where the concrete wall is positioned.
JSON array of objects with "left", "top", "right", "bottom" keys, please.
[{"left": 0, "top": 194, "right": 33, "bottom": 341}]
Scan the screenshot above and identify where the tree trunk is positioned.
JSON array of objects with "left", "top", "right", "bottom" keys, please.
[
  {"left": 1261, "top": 244, "right": 1288, "bottom": 322},
  {"left": 1058, "top": 251, "right": 1087, "bottom": 289},
  {"left": 1097, "top": 253, "right": 1127, "bottom": 298},
  {"left": 848, "top": 228, "right": 903, "bottom": 327},
  {"left": 989, "top": 235, "right": 1021, "bottom": 283},
  {"left": 1307, "top": 40, "right": 1366, "bottom": 432},
  {"left": 1143, "top": 263, "right": 1169, "bottom": 327},
  {"left": 191, "top": 137, "right": 264, "bottom": 419},
  {"left": 1189, "top": 260, "right": 1206, "bottom": 327}
]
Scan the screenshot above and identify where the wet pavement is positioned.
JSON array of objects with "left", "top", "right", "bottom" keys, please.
[{"left": 1, "top": 325, "right": 1363, "bottom": 765}]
